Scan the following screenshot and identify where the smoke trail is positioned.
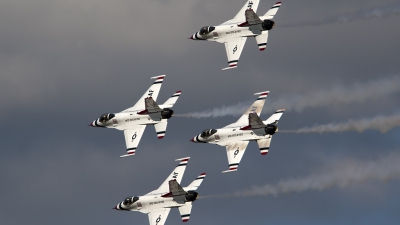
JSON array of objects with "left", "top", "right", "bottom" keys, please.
[
  {"left": 280, "top": 3, "right": 400, "bottom": 28},
  {"left": 283, "top": 113, "right": 400, "bottom": 134},
  {"left": 177, "top": 75, "right": 400, "bottom": 118},
  {"left": 201, "top": 153, "right": 400, "bottom": 199}
]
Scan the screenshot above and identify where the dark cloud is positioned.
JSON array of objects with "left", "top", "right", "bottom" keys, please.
[{"left": 1, "top": 0, "right": 400, "bottom": 225}]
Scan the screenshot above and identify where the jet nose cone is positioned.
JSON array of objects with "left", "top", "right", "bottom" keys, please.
[
  {"left": 113, "top": 205, "right": 118, "bottom": 210},
  {"left": 190, "top": 137, "right": 195, "bottom": 142},
  {"left": 89, "top": 122, "right": 94, "bottom": 127},
  {"left": 188, "top": 35, "right": 194, "bottom": 39}
]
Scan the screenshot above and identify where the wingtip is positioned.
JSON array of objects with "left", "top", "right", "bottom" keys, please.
[
  {"left": 175, "top": 157, "right": 190, "bottom": 161},
  {"left": 222, "top": 169, "right": 237, "bottom": 173},
  {"left": 151, "top": 75, "right": 166, "bottom": 79},
  {"left": 222, "top": 66, "right": 237, "bottom": 70},
  {"left": 120, "top": 153, "right": 135, "bottom": 158},
  {"left": 254, "top": 91, "right": 269, "bottom": 95}
]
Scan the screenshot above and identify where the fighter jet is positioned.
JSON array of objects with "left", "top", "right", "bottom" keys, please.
[
  {"left": 189, "top": 1, "right": 282, "bottom": 70},
  {"left": 89, "top": 75, "right": 181, "bottom": 157},
  {"left": 114, "top": 157, "right": 206, "bottom": 225},
  {"left": 191, "top": 91, "right": 284, "bottom": 173}
]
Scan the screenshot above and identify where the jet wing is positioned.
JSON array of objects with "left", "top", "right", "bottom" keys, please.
[
  {"left": 222, "top": 0, "right": 260, "bottom": 25},
  {"left": 146, "top": 157, "right": 190, "bottom": 195},
  {"left": 222, "top": 37, "right": 247, "bottom": 70},
  {"left": 120, "top": 125, "right": 146, "bottom": 157},
  {"left": 121, "top": 75, "right": 165, "bottom": 112},
  {"left": 225, "top": 91, "right": 269, "bottom": 128},
  {"left": 148, "top": 208, "right": 171, "bottom": 225},
  {"left": 222, "top": 141, "right": 249, "bottom": 173}
]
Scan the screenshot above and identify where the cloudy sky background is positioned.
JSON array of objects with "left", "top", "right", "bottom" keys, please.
[{"left": 1, "top": 0, "right": 399, "bottom": 224}]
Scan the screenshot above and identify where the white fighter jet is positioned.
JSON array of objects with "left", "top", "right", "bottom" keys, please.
[
  {"left": 191, "top": 91, "right": 284, "bottom": 173},
  {"left": 114, "top": 157, "right": 206, "bottom": 225},
  {"left": 89, "top": 75, "right": 181, "bottom": 157},
  {"left": 189, "top": 1, "right": 282, "bottom": 70}
]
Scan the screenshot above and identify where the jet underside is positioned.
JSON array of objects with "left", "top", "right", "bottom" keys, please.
[{"left": 96, "top": 112, "right": 164, "bottom": 130}]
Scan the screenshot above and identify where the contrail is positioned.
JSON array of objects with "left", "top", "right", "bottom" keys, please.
[
  {"left": 282, "top": 113, "right": 400, "bottom": 134},
  {"left": 280, "top": 3, "right": 400, "bottom": 28},
  {"left": 201, "top": 153, "right": 400, "bottom": 199},
  {"left": 177, "top": 75, "right": 400, "bottom": 118}
]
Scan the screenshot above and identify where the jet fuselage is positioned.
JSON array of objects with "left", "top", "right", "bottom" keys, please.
[
  {"left": 190, "top": 16, "right": 274, "bottom": 44},
  {"left": 192, "top": 126, "right": 275, "bottom": 146},
  {"left": 115, "top": 194, "right": 186, "bottom": 213},
  {"left": 90, "top": 111, "right": 167, "bottom": 131}
]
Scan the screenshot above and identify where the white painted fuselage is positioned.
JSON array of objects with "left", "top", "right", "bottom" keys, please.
[
  {"left": 192, "top": 127, "right": 270, "bottom": 146},
  {"left": 115, "top": 194, "right": 185, "bottom": 213},
  {"left": 90, "top": 108, "right": 168, "bottom": 131},
  {"left": 190, "top": 18, "right": 271, "bottom": 44}
]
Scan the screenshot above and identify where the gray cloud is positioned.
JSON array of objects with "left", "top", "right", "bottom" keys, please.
[
  {"left": 282, "top": 113, "right": 400, "bottom": 133},
  {"left": 280, "top": 2, "right": 400, "bottom": 28},
  {"left": 203, "top": 152, "right": 400, "bottom": 198},
  {"left": 1, "top": 0, "right": 400, "bottom": 225},
  {"left": 177, "top": 75, "right": 400, "bottom": 118}
]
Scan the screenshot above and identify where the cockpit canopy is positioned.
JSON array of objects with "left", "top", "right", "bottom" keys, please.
[
  {"left": 99, "top": 113, "right": 115, "bottom": 122},
  {"left": 123, "top": 196, "right": 139, "bottom": 206},
  {"left": 199, "top": 26, "right": 215, "bottom": 36},
  {"left": 200, "top": 129, "right": 217, "bottom": 138}
]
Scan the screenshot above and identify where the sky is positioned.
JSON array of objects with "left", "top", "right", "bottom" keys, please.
[{"left": 0, "top": 0, "right": 400, "bottom": 224}]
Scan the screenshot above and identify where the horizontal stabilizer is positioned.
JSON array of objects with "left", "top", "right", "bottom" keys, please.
[
  {"left": 264, "top": 109, "right": 285, "bottom": 124},
  {"left": 264, "top": 2, "right": 282, "bottom": 19},
  {"left": 154, "top": 120, "right": 168, "bottom": 139},
  {"left": 186, "top": 173, "right": 206, "bottom": 191},
  {"left": 161, "top": 91, "right": 182, "bottom": 108},
  {"left": 222, "top": 65, "right": 237, "bottom": 70},
  {"left": 255, "top": 31, "right": 268, "bottom": 51},
  {"left": 257, "top": 138, "right": 272, "bottom": 155},
  {"left": 178, "top": 202, "right": 193, "bottom": 222}
]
